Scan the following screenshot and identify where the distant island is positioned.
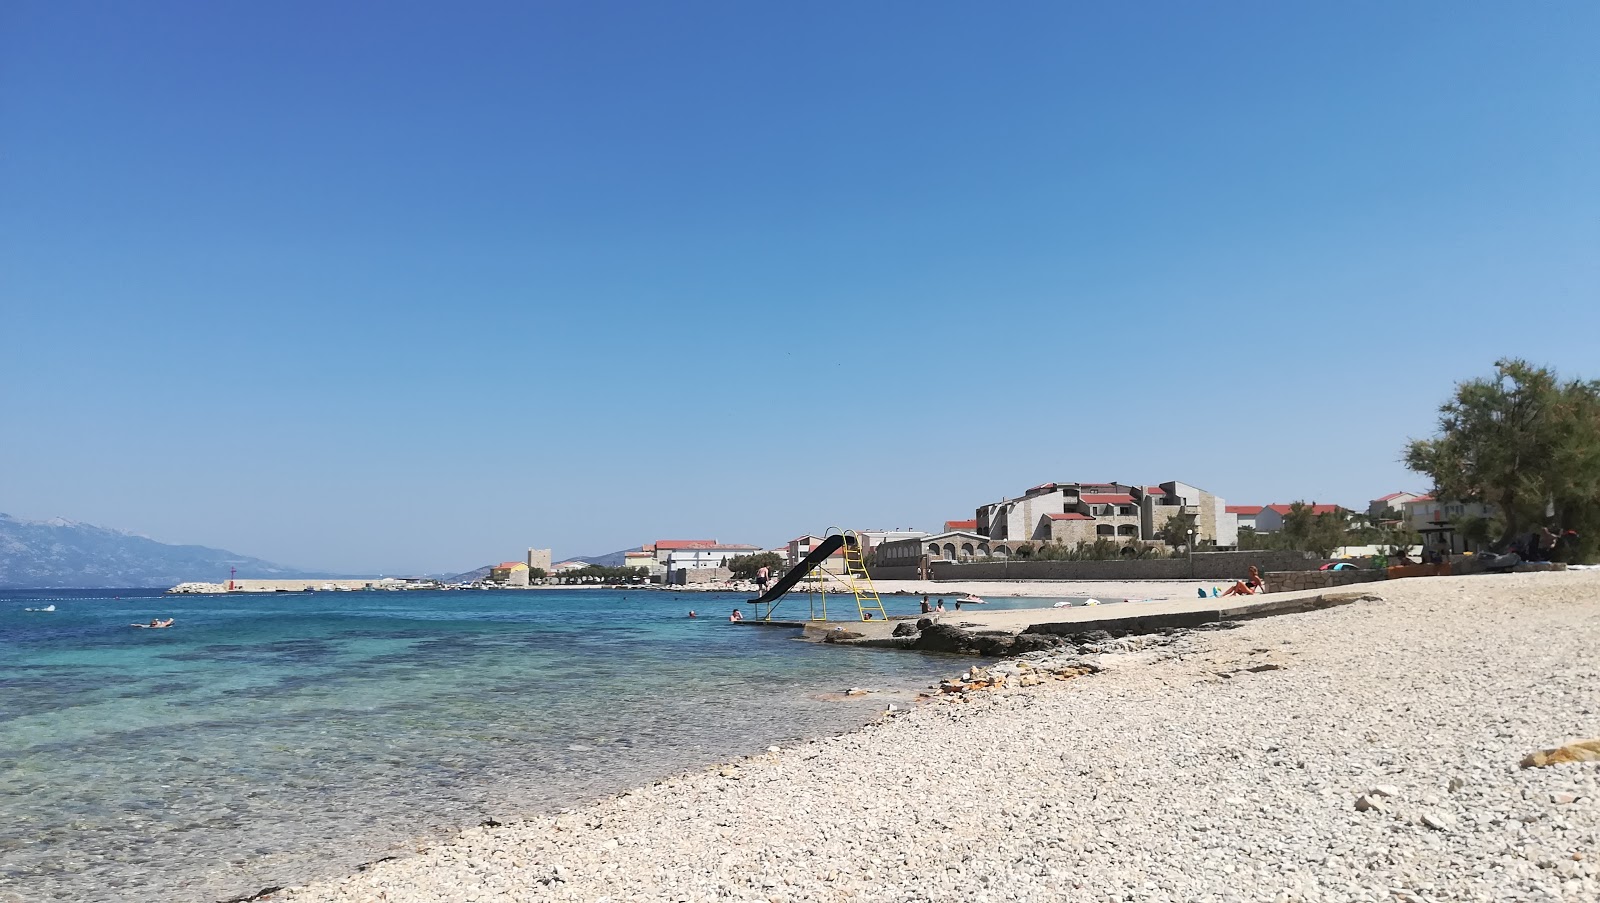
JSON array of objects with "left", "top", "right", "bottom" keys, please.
[{"left": 0, "top": 512, "right": 333, "bottom": 589}]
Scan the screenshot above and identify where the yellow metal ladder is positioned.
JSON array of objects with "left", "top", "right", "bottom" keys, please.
[{"left": 837, "top": 528, "right": 887, "bottom": 622}]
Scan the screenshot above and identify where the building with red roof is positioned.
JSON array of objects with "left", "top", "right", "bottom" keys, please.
[
  {"left": 971, "top": 480, "right": 1240, "bottom": 549},
  {"left": 1366, "top": 491, "right": 1423, "bottom": 520},
  {"left": 1250, "top": 503, "right": 1350, "bottom": 533},
  {"left": 1225, "top": 505, "right": 1264, "bottom": 531}
]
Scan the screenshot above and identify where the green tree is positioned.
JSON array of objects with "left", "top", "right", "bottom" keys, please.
[
  {"left": 1404, "top": 358, "right": 1600, "bottom": 556},
  {"left": 726, "top": 552, "right": 785, "bottom": 580},
  {"left": 1159, "top": 513, "right": 1196, "bottom": 549},
  {"left": 1379, "top": 525, "right": 1422, "bottom": 560},
  {"left": 1279, "top": 502, "right": 1349, "bottom": 557},
  {"left": 567, "top": 565, "right": 647, "bottom": 582}
]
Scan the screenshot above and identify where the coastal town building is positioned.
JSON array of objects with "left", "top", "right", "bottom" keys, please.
[
  {"left": 1402, "top": 495, "right": 1498, "bottom": 555},
  {"left": 489, "top": 561, "right": 530, "bottom": 586},
  {"left": 550, "top": 560, "right": 588, "bottom": 574},
  {"left": 649, "top": 540, "right": 720, "bottom": 565},
  {"left": 873, "top": 530, "right": 994, "bottom": 578},
  {"left": 663, "top": 543, "right": 761, "bottom": 584},
  {"left": 973, "top": 480, "right": 1238, "bottom": 549},
  {"left": 1250, "top": 503, "right": 1346, "bottom": 534},
  {"left": 527, "top": 548, "right": 552, "bottom": 572},
  {"left": 781, "top": 531, "right": 925, "bottom": 577},
  {"left": 855, "top": 530, "right": 928, "bottom": 553},
  {"left": 943, "top": 519, "right": 978, "bottom": 533},
  {"left": 787, "top": 535, "right": 846, "bottom": 575},
  {"left": 1367, "top": 492, "right": 1423, "bottom": 522},
  {"left": 1226, "top": 505, "right": 1262, "bottom": 532},
  {"left": 623, "top": 549, "right": 661, "bottom": 577}
]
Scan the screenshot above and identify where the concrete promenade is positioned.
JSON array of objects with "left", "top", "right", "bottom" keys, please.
[{"left": 768, "top": 585, "right": 1382, "bottom": 643}]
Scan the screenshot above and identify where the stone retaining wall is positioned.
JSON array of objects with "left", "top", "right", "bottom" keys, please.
[
  {"left": 867, "top": 565, "right": 923, "bottom": 582},
  {"left": 1265, "top": 569, "right": 1388, "bottom": 593},
  {"left": 671, "top": 567, "right": 733, "bottom": 585},
  {"left": 928, "top": 550, "right": 1327, "bottom": 582}
]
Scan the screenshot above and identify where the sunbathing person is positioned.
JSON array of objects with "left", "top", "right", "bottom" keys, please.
[{"left": 1220, "top": 567, "right": 1266, "bottom": 597}]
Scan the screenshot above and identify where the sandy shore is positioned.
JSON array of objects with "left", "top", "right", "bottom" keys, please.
[{"left": 280, "top": 571, "right": 1599, "bottom": 902}]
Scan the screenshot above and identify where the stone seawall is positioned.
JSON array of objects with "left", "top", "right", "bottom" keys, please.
[
  {"left": 1266, "top": 569, "right": 1388, "bottom": 593},
  {"left": 867, "top": 565, "right": 923, "bottom": 582},
  {"left": 927, "top": 550, "right": 1327, "bottom": 582}
]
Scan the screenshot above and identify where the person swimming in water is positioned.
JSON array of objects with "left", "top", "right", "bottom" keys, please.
[{"left": 131, "top": 618, "right": 174, "bottom": 628}]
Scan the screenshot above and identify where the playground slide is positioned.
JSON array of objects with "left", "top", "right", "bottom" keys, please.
[{"left": 749, "top": 534, "right": 848, "bottom": 606}]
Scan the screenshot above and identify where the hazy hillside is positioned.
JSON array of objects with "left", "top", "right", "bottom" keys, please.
[
  {"left": 444, "top": 549, "right": 635, "bottom": 583},
  {"left": 0, "top": 513, "right": 322, "bottom": 589},
  {"left": 568, "top": 548, "right": 633, "bottom": 567}
]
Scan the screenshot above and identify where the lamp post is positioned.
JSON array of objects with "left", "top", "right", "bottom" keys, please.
[{"left": 1187, "top": 525, "right": 1197, "bottom": 577}]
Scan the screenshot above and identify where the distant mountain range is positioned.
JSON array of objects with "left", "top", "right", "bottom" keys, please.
[
  {"left": 0, "top": 513, "right": 328, "bottom": 589},
  {"left": 0, "top": 512, "right": 654, "bottom": 589}
]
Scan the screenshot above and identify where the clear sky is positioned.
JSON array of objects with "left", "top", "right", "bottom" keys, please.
[{"left": 2, "top": 2, "right": 1596, "bottom": 575}]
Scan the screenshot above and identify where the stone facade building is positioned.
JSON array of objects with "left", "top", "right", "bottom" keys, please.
[{"left": 972, "top": 480, "right": 1238, "bottom": 550}]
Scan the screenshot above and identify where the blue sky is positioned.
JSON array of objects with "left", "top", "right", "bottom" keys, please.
[{"left": 3, "top": 2, "right": 1596, "bottom": 574}]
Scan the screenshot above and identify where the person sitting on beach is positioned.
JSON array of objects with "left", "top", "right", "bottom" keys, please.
[
  {"left": 729, "top": 609, "right": 743, "bottom": 622},
  {"left": 1220, "top": 567, "right": 1265, "bottom": 597}
]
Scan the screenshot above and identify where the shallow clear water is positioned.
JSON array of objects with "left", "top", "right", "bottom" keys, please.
[{"left": 0, "top": 587, "right": 1074, "bottom": 902}]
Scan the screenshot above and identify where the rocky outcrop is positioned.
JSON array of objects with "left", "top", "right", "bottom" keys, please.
[
  {"left": 1521, "top": 739, "right": 1600, "bottom": 768},
  {"left": 906, "top": 623, "right": 1091, "bottom": 656},
  {"left": 926, "top": 657, "right": 1101, "bottom": 697}
]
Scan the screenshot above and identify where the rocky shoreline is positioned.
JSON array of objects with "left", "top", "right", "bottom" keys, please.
[{"left": 272, "top": 571, "right": 1599, "bottom": 902}]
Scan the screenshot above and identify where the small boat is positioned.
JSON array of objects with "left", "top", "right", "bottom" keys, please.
[
  {"left": 24, "top": 604, "right": 56, "bottom": 612},
  {"left": 956, "top": 593, "right": 987, "bottom": 605}
]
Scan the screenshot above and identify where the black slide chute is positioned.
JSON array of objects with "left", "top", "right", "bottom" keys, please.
[{"left": 749, "top": 534, "right": 848, "bottom": 606}]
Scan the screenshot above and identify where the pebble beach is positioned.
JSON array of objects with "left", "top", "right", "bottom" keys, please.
[{"left": 276, "top": 570, "right": 1600, "bottom": 903}]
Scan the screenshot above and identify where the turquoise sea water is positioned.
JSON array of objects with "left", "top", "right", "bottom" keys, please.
[{"left": 1, "top": 587, "right": 1075, "bottom": 902}]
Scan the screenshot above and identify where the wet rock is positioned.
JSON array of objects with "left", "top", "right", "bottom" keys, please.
[
  {"left": 910, "top": 624, "right": 987, "bottom": 654},
  {"left": 1010, "top": 633, "right": 1067, "bottom": 654}
]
